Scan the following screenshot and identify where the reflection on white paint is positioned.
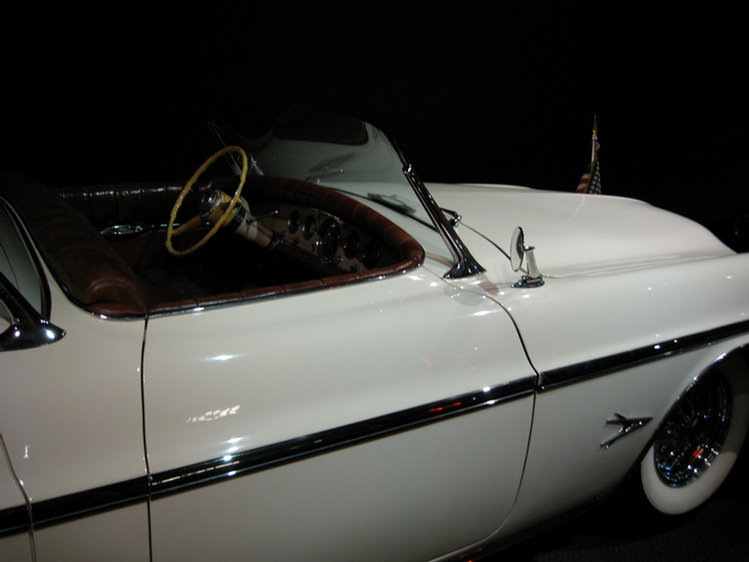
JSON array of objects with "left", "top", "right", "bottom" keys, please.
[
  {"left": 186, "top": 405, "right": 241, "bottom": 423},
  {"left": 207, "top": 354, "right": 237, "bottom": 362},
  {"left": 223, "top": 438, "right": 243, "bottom": 457},
  {"left": 472, "top": 310, "right": 493, "bottom": 318}
]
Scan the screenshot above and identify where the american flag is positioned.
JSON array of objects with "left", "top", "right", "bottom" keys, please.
[
  {"left": 576, "top": 117, "right": 602, "bottom": 194},
  {"left": 576, "top": 155, "right": 601, "bottom": 194}
]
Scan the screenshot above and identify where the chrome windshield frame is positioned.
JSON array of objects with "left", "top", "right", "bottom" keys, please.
[
  {"left": 401, "top": 165, "right": 485, "bottom": 278},
  {"left": 386, "top": 132, "right": 484, "bottom": 279}
]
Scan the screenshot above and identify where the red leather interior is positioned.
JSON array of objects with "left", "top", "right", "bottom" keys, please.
[
  {"left": 1, "top": 174, "right": 424, "bottom": 317},
  {"left": 1, "top": 175, "right": 149, "bottom": 316}
]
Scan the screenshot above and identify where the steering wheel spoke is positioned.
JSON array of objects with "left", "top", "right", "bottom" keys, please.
[{"left": 171, "top": 215, "right": 204, "bottom": 237}]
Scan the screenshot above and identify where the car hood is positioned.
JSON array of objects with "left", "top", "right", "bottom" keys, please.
[{"left": 426, "top": 182, "right": 734, "bottom": 277}]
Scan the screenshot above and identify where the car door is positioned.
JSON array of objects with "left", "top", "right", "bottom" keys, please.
[{"left": 143, "top": 260, "right": 535, "bottom": 561}]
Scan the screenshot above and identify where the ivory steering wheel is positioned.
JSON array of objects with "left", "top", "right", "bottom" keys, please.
[{"left": 166, "top": 145, "right": 249, "bottom": 256}]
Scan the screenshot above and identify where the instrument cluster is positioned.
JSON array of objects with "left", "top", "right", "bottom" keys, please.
[{"left": 257, "top": 203, "right": 395, "bottom": 273}]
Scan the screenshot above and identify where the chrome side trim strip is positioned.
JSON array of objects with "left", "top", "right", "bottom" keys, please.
[
  {"left": 0, "top": 476, "right": 148, "bottom": 538},
  {"left": 6, "top": 324, "right": 747, "bottom": 536},
  {"left": 3, "top": 321, "right": 749, "bottom": 536},
  {"left": 0, "top": 505, "right": 29, "bottom": 538},
  {"left": 0, "top": 377, "right": 534, "bottom": 536},
  {"left": 150, "top": 378, "right": 534, "bottom": 498},
  {"left": 539, "top": 319, "right": 749, "bottom": 392}
]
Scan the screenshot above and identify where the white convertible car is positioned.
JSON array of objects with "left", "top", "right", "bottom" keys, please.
[{"left": 2, "top": 105, "right": 748, "bottom": 561}]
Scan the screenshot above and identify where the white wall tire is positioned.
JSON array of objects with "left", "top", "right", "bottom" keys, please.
[{"left": 641, "top": 353, "right": 749, "bottom": 515}]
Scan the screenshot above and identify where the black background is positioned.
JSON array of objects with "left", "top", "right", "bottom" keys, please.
[{"left": 4, "top": 5, "right": 747, "bottom": 233}]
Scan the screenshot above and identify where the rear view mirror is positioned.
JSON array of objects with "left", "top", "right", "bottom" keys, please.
[
  {"left": 510, "top": 226, "right": 544, "bottom": 288},
  {"left": 510, "top": 226, "right": 525, "bottom": 272}
]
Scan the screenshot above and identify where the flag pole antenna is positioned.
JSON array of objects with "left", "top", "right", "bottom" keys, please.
[
  {"left": 576, "top": 116, "right": 603, "bottom": 194},
  {"left": 590, "top": 115, "right": 599, "bottom": 163}
]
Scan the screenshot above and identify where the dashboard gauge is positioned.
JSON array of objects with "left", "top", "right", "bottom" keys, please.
[
  {"left": 273, "top": 204, "right": 393, "bottom": 273},
  {"left": 303, "top": 215, "right": 317, "bottom": 240},
  {"left": 362, "top": 241, "right": 381, "bottom": 269},
  {"left": 287, "top": 209, "right": 300, "bottom": 234},
  {"left": 343, "top": 232, "right": 360, "bottom": 259},
  {"left": 318, "top": 219, "right": 340, "bottom": 259}
]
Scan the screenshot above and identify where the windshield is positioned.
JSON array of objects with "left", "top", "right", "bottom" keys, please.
[
  {"left": 0, "top": 200, "right": 48, "bottom": 332},
  {"left": 215, "top": 105, "right": 453, "bottom": 260}
]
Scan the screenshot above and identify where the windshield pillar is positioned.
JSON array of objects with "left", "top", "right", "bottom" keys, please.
[{"left": 402, "top": 164, "right": 485, "bottom": 279}]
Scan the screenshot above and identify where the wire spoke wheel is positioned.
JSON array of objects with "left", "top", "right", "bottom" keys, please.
[
  {"left": 641, "top": 353, "right": 749, "bottom": 514},
  {"left": 653, "top": 375, "right": 731, "bottom": 487}
]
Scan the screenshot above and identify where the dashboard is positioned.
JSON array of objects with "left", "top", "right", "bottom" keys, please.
[{"left": 253, "top": 201, "right": 398, "bottom": 275}]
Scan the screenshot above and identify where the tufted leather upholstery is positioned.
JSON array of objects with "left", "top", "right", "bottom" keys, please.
[{"left": 0, "top": 175, "right": 148, "bottom": 316}]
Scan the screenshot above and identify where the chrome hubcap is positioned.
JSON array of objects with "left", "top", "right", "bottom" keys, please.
[{"left": 653, "top": 374, "right": 732, "bottom": 487}]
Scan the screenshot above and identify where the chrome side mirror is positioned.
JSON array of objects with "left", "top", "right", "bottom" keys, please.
[
  {"left": 510, "top": 226, "right": 544, "bottom": 288},
  {"left": 0, "top": 272, "right": 65, "bottom": 351}
]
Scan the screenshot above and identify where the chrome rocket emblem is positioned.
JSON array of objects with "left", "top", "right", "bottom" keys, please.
[{"left": 601, "top": 412, "right": 653, "bottom": 449}]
